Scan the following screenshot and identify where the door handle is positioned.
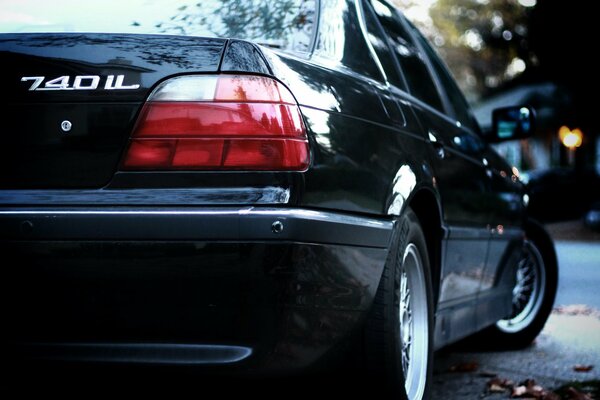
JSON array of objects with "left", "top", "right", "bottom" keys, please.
[
  {"left": 483, "top": 158, "right": 493, "bottom": 178},
  {"left": 428, "top": 131, "right": 446, "bottom": 159}
]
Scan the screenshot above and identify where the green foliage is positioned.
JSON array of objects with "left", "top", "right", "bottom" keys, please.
[{"left": 394, "top": 0, "right": 532, "bottom": 101}]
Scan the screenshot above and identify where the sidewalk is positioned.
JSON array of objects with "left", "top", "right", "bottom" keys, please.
[
  {"left": 432, "top": 313, "right": 600, "bottom": 399},
  {"left": 544, "top": 219, "right": 600, "bottom": 242}
]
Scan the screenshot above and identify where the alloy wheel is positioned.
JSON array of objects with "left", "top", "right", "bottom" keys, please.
[
  {"left": 497, "top": 241, "right": 546, "bottom": 333},
  {"left": 399, "top": 244, "right": 429, "bottom": 399}
]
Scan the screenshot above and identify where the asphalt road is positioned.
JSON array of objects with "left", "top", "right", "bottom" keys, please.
[
  {"left": 554, "top": 241, "right": 600, "bottom": 309},
  {"left": 432, "top": 239, "right": 600, "bottom": 399}
]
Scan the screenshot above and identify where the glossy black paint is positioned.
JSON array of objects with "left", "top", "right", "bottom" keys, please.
[
  {"left": 1, "top": 33, "right": 225, "bottom": 103},
  {"left": 221, "top": 39, "right": 271, "bottom": 75},
  {"left": 1, "top": 0, "right": 541, "bottom": 371},
  {"left": 0, "top": 208, "right": 393, "bottom": 247},
  {"left": 1, "top": 103, "right": 138, "bottom": 188},
  {"left": 5, "top": 240, "right": 386, "bottom": 371},
  {"left": 0, "top": 33, "right": 225, "bottom": 189}
]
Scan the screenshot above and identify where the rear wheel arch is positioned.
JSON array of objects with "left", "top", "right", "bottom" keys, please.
[
  {"left": 364, "top": 206, "right": 434, "bottom": 399},
  {"left": 409, "top": 189, "right": 443, "bottom": 309}
]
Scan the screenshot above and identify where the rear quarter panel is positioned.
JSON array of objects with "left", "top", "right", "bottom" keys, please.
[{"left": 258, "top": 49, "right": 436, "bottom": 217}]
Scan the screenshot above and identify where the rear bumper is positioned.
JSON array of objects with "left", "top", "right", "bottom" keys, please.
[
  {"left": 2, "top": 207, "right": 392, "bottom": 372},
  {"left": 0, "top": 207, "right": 392, "bottom": 247}
]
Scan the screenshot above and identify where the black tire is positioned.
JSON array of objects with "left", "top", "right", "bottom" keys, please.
[
  {"left": 364, "top": 207, "right": 434, "bottom": 400},
  {"left": 476, "top": 221, "right": 558, "bottom": 349}
]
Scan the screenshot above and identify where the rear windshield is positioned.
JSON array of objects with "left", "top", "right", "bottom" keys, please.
[{"left": 0, "top": 0, "right": 317, "bottom": 53}]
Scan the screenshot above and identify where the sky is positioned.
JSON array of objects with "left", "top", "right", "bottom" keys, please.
[
  {"left": 0, "top": 0, "right": 200, "bottom": 34},
  {"left": 393, "top": 0, "right": 437, "bottom": 25}
]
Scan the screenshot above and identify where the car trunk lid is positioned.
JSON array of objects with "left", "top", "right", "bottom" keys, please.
[{"left": 0, "top": 33, "right": 226, "bottom": 188}]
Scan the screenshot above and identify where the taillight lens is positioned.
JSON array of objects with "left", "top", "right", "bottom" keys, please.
[{"left": 122, "top": 75, "right": 309, "bottom": 171}]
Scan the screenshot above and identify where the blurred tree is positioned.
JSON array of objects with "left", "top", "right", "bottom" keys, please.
[
  {"left": 393, "top": 0, "right": 533, "bottom": 102},
  {"left": 134, "top": 0, "right": 314, "bottom": 49},
  {"left": 529, "top": 0, "right": 596, "bottom": 169}
]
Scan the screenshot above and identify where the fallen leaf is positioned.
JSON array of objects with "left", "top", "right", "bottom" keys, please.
[
  {"left": 542, "top": 392, "right": 561, "bottom": 400},
  {"left": 448, "top": 361, "right": 479, "bottom": 373},
  {"left": 512, "top": 385, "right": 528, "bottom": 397},
  {"left": 573, "top": 365, "right": 594, "bottom": 372},
  {"left": 511, "top": 379, "right": 554, "bottom": 399},
  {"left": 489, "top": 383, "right": 506, "bottom": 393},
  {"left": 487, "top": 377, "right": 513, "bottom": 391},
  {"left": 566, "top": 387, "right": 593, "bottom": 400},
  {"left": 553, "top": 304, "right": 600, "bottom": 318}
]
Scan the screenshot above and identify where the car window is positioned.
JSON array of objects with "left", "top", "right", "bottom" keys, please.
[
  {"left": 413, "top": 27, "right": 481, "bottom": 133},
  {"left": 360, "top": 0, "right": 405, "bottom": 89},
  {"left": 313, "top": 0, "right": 383, "bottom": 81},
  {"left": 368, "top": 0, "right": 444, "bottom": 112},
  {"left": 0, "top": 0, "right": 318, "bottom": 55}
]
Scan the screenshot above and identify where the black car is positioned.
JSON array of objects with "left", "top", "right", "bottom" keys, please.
[
  {"left": 522, "top": 167, "right": 600, "bottom": 223},
  {"left": 0, "top": 1, "right": 557, "bottom": 398}
]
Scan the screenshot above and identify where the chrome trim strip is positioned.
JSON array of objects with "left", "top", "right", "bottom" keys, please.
[
  {"left": 0, "top": 209, "right": 244, "bottom": 216},
  {"left": 446, "top": 225, "right": 523, "bottom": 240},
  {"left": 0, "top": 187, "right": 290, "bottom": 206},
  {"left": 18, "top": 343, "right": 252, "bottom": 365},
  {"left": 355, "top": 0, "right": 388, "bottom": 83}
]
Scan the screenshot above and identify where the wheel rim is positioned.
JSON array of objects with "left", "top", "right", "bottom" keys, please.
[
  {"left": 497, "top": 240, "right": 546, "bottom": 333},
  {"left": 399, "top": 244, "right": 429, "bottom": 400}
]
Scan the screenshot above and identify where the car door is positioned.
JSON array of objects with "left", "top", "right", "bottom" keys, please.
[
  {"left": 413, "top": 25, "right": 525, "bottom": 330},
  {"left": 476, "top": 145, "right": 526, "bottom": 328},
  {"left": 364, "top": 0, "right": 492, "bottom": 343}
]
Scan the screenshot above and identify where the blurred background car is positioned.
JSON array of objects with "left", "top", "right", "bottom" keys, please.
[
  {"left": 585, "top": 202, "right": 600, "bottom": 232},
  {"left": 521, "top": 168, "right": 600, "bottom": 223}
]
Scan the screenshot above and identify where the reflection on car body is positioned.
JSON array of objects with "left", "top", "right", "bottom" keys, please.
[{"left": 0, "top": 1, "right": 557, "bottom": 399}]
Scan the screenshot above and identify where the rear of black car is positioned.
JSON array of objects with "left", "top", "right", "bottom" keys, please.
[{"left": 0, "top": 1, "right": 393, "bottom": 371}]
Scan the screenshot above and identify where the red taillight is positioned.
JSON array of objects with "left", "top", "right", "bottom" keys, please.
[{"left": 122, "top": 75, "right": 309, "bottom": 171}]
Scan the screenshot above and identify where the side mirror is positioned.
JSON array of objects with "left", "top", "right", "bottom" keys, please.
[{"left": 489, "top": 106, "right": 535, "bottom": 143}]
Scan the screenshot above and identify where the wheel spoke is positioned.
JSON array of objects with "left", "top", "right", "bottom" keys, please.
[
  {"left": 520, "top": 284, "right": 533, "bottom": 292},
  {"left": 497, "top": 241, "right": 547, "bottom": 334}
]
